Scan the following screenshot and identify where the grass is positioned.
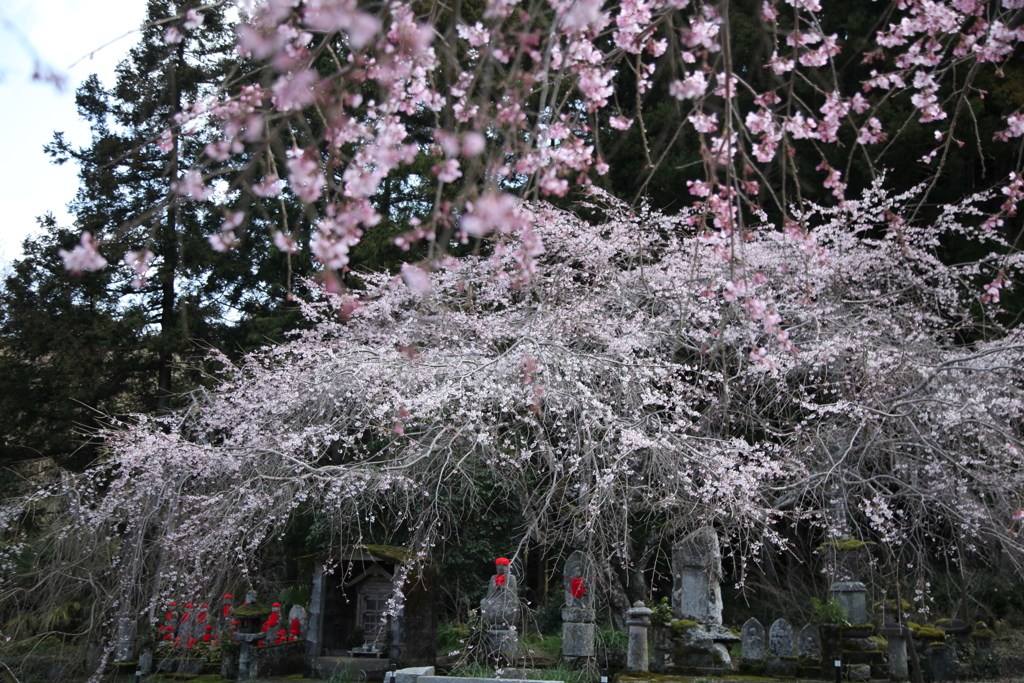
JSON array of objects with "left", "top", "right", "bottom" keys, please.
[{"left": 522, "top": 632, "right": 563, "bottom": 656}]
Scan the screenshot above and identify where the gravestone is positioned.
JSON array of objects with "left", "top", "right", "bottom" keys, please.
[
  {"left": 560, "top": 551, "right": 596, "bottom": 661},
  {"left": 672, "top": 527, "right": 723, "bottom": 624},
  {"left": 113, "top": 614, "right": 135, "bottom": 662},
  {"left": 741, "top": 618, "right": 765, "bottom": 664},
  {"left": 769, "top": 619, "right": 794, "bottom": 656},
  {"left": 797, "top": 624, "right": 821, "bottom": 662},
  {"left": 766, "top": 618, "right": 797, "bottom": 677},
  {"left": 480, "top": 557, "right": 520, "bottom": 664}
]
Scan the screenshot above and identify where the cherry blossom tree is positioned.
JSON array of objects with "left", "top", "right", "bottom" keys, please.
[
  {"left": 11, "top": 0, "right": 1024, "bottom": 670},
  {"left": 8, "top": 183, "right": 1023, "bottom": 667}
]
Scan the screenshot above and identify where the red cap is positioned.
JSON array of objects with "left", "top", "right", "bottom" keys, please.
[
  {"left": 223, "top": 594, "right": 233, "bottom": 599},
  {"left": 272, "top": 602, "right": 281, "bottom": 607},
  {"left": 495, "top": 557, "right": 511, "bottom": 565}
]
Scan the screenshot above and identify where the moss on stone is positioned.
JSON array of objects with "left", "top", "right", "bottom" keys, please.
[
  {"left": 360, "top": 544, "right": 413, "bottom": 563},
  {"left": 670, "top": 619, "right": 700, "bottom": 632},
  {"left": 234, "top": 604, "right": 272, "bottom": 618},
  {"left": 914, "top": 627, "right": 945, "bottom": 640},
  {"left": 935, "top": 618, "right": 953, "bottom": 627},
  {"left": 970, "top": 629, "right": 995, "bottom": 639},
  {"left": 816, "top": 539, "right": 875, "bottom": 552}
]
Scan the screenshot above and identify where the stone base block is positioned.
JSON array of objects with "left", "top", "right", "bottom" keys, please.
[
  {"left": 486, "top": 630, "right": 519, "bottom": 664},
  {"left": 670, "top": 638, "right": 732, "bottom": 669},
  {"left": 848, "top": 664, "right": 871, "bottom": 681},
  {"left": 696, "top": 667, "right": 727, "bottom": 675},
  {"left": 396, "top": 665, "right": 436, "bottom": 683},
  {"left": 738, "top": 660, "right": 765, "bottom": 676},
  {"left": 649, "top": 649, "right": 668, "bottom": 674},
  {"left": 846, "top": 650, "right": 886, "bottom": 665},
  {"left": 765, "top": 656, "right": 799, "bottom": 677},
  {"left": 845, "top": 637, "right": 882, "bottom": 652},
  {"left": 561, "top": 622, "right": 596, "bottom": 658}
]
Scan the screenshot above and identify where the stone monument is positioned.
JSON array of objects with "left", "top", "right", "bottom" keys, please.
[
  {"left": 766, "top": 618, "right": 798, "bottom": 677},
  {"left": 664, "top": 527, "right": 738, "bottom": 671},
  {"left": 829, "top": 581, "right": 868, "bottom": 624},
  {"left": 672, "top": 526, "right": 723, "bottom": 624},
  {"left": 798, "top": 624, "right": 822, "bottom": 677},
  {"left": 560, "top": 551, "right": 597, "bottom": 663},
  {"left": 480, "top": 557, "right": 520, "bottom": 665},
  {"left": 798, "top": 624, "right": 821, "bottom": 662}
]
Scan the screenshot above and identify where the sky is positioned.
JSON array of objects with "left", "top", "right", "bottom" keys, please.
[{"left": 0, "top": 0, "right": 147, "bottom": 266}]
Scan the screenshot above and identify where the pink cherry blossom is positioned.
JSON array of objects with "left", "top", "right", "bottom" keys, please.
[
  {"left": 59, "top": 232, "right": 107, "bottom": 274},
  {"left": 173, "top": 169, "right": 212, "bottom": 201},
  {"left": 434, "top": 159, "right": 462, "bottom": 184}
]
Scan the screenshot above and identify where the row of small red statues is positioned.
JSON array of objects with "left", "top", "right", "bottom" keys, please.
[
  {"left": 254, "top": 602, "right": 304, "bottom": 646},
  {"left": 158, "top": 595, "right": 233, "bottom": 648},
  {"left": 158, "top": 592, "right": 308, "bottom": 649}
]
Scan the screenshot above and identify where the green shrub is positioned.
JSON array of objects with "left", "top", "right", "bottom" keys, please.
[
  {"left": 810, "top": 597, "right": 850, "bottom": 627},
  {"left": 649, "top": 597, "right": 672, "bottom": 625},
  {"left": 438, "top": 621, "right": 472, "bottom": 652},
  {"left": 596, "top": 628, "right": 627, "bottom": 651}
]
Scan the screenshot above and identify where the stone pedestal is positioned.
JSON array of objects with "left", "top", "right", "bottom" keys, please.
[
  {"left": 879, "top": 625, "right": 908, "bottom": 681},
  {"left": 927, "top": 643, "right": 956, "bottom": 682},
  {"left": 625, "top": 602, "right": 652, "bottom": 672},
  {"left": 485, "top": 629, "right": 519, "bottom": 664},
  {"left": 666, "top": 622, "right": 738, "bottom": 671},
  {"left": 820, "top": 624, "right": 843, "bottom": 681},
  {"left": 235, "top": 632, "right": 266, "bottom": 680},
  {"left": 650, "top": 624, "right": 669, "bottom": 673},
  {"left": 829, "top": 581, "right": 868, "bottom": 624}
]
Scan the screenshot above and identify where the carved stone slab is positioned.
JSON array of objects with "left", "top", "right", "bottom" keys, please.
[
  {"left": 797, "top": 624, "right": 821, "bottom": 661},
  {"left": 671, "top": 527, "right": 723, "bottom": 624},
  {"left": 768, "top": 618, "right": 794, "bottom": 657},
  {"left": 741, "top": 618, "right": 765, "bottom": 663}
]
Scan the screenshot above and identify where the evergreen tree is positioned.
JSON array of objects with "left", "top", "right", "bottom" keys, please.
[
  {"left": 0, "top": 1, "right": 310, "bottom": 469},
  {"left": 0, "top": 218, "right": 149, "bottom": 470}
]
